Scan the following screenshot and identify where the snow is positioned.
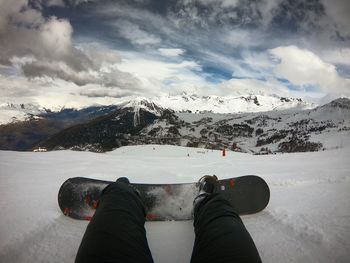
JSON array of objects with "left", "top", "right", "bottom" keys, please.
[
  {"left": 1, "top": 145, "right": 350, "bottom": 262},
  {"left": 0, "top": 94, "right": 315, "bottom": 125},
  {"left": 0, "top": 103, "right": 46, "bottom": 125},
  {"left": 125, "top": 94, "right": 315, "bottom": 114},
  {"left": 0, "top": 109, "right": 28, "bottom": 124}
]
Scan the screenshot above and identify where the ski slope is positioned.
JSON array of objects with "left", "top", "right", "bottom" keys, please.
[{"left": 0, "top": 145, "right": 349, "bottom": 262}]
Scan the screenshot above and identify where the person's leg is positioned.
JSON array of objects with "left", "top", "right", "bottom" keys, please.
[
  {"left": 75, "top": 178, "right": 154, "bottom": 263},
  {"left": 191, "top": 179, "right": 262, "bottom": 263}
]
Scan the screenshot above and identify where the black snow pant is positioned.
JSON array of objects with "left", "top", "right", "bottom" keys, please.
[
  {"left": 75, "top": 181, "right": 262, "bottom": 263},
  {"left": 191, "top": 193, "right": 262, "bottom": 263},
  {"left": 75, "top": 182, "right": 154, "bottom": 263}
]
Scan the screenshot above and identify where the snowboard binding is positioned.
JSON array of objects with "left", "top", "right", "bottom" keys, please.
[{"left": 193, "top": 175, "right": 219, "bottom": 214}]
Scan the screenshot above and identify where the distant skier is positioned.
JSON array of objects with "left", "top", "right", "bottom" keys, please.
[{"left": 75, "top": 175, "right": 262, "bottom": 263}]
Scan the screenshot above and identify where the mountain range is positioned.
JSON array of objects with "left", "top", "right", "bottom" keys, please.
[
  {"left": 0, "top": 93, "right": 315, "bottom": 125},
  {"left": 0, "top": 94, "right": 349, "bottom": 154}
]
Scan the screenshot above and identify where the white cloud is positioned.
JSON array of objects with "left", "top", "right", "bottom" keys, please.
[
  {"left": 321, "top": 48, "right": 350, "bottom": 66},
  {"left": 0, "top": 1, "right": 148, "bottom": 92},
  {"left": 116, "top": 20, "right": 161, "bottom": 46},
  {"left": 0, "top": 0, "right": 89, "bottom": 71},
  {"left": 158, "top": 48, "right": 185, "bottom": 57},
  {"left": 0, "top": 74, "right": 143, "bottom": 110},
  {"left": 39, "top": 18, "right": 73, "bottom": 57},
  {"left": 196, "top": 0, "right": 239, "bottom": 8},
  {"left": 115, "top": 52, "right": 206, "bottom": 95},
  {"left": 214, "top": 78, "right": 291, "bottom": 97},
  {"left": 77, "top": 43, "right": 121, "bottom": 68},
  {"left": 224, "top": 29, "right": 256, "bottom": 47},
  {"left": 269, "top": 45, "right": 350, "bottom": 95}
]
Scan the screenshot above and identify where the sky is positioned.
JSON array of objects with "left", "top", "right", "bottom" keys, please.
[{"left": 0, "top": 0, "right": 350, "bottom": 108}]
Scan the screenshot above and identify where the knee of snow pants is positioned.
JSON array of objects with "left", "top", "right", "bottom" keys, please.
[
  {"left": 191, "top": 193, "right": 262, "bottom": 263},
  {"left": 75, "top": 181, "right": 154, "bottom": 263}
]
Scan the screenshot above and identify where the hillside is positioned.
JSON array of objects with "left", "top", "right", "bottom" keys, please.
[{"left": 0, "top": 106, "right": 118, "bottom": 151}]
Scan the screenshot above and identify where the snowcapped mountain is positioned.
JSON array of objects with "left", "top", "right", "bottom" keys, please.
[
  {"left": 1, "top": 95, "right": 348, "bottom": 153},
  {"left": 0, "top": 94, "right": 315, "bottom": 125},
  {"left": 0, "top": 102, "right": 47, "bottom": 124},
  {"left": 118, "top": 93, "right": 316, "bottom": 114},
  {"left": 119, "top": 98, "right": 165, "bottom": 116},
  {"left": 36, "top": 98, "right": 350, "bottom": 154}
]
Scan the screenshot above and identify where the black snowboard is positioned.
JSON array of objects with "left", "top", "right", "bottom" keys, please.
[{"left": 58, "top": 175, "right": 270, "bottom": 221}]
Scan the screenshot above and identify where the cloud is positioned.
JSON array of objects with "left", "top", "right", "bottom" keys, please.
[
  {"left": 115, "top": 20, "right": 161, "bottom": 46},
  {"left": 195, "top": 0, "right": 240, "bottom": 8},
  {"left": 256, "top": 0, "right": 284, "bottom": 27},
  {"left": 223, "top": 29, "right": 257, "bottom": 48},
  {"left": 214, "top": 78, "right": 291, "bottom": 97},
  {"left": 321, "top": 48, "right": 350, "bottom": 66},
  {"left": 45, "top": 0, "right": 65, "bottom": 7},
  {"left": 21, "top": 55, "right": 144, "bottom": 90},
  {"left": 1, "top": 0, "right": 349, "bottom": 110},
  {"left": 269, "top": 45, "right": 350, "bottom": 95},
  {"left": 0, "top": 75, "right": 38, "bottom": 99},
  {"left": 0, "top": 74, "right": 144, "bottom": 109},
  {"left": 115, "top": 52, "right": 204, "bottom": 95},
  {"left": 0, "top": 1, "right": 149, "bottom": 93},
  {"left": 321, "top": 0, "right": 350, "bottom": 36},
  {"left": 40, "top": 18, "right": 73, "bottom": 56},
  {"left": 0, "top": 0, "right": 90, "bottom": 71},
  {"left": 79, "top": 86, "right": 137, "bottom": 98},
  {"left": 158, "top": 48, "right": 185, "bottom": 57}
]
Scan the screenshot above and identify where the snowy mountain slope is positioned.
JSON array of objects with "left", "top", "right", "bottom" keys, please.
[
  {"left": 0, "top": 145, "right": 349, "bottom": 262},
  {"left": 35, "top": 98, "right": 350, "bottom": 154},
  {"left": 39, "top": 107, "right": 159, "bottom": 152},
  {"left": 0, "top": 94, "right": 315, "bottom": 126},
  {"left": 120, "top": 93, "right": 316, "bottom": 114},
  {"left": 139, "top": 98, "right": 350, "bottom": 153},
  {"left": 0, "top": 105, "right": 119, "bottom": 151},
  {"left": 0, "top": 103, "right": 47, "bottom": 124}
]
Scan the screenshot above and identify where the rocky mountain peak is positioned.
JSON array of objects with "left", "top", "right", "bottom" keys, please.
[{"left": 120, "top": 98, "right": 165, "bottom": 117}]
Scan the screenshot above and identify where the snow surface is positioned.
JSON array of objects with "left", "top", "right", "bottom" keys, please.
[{"left": 1, "top": 145, "right": 350, "bottom": 262}]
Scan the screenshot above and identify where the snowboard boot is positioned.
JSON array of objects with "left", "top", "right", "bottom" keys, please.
[
  {"left": 116, "top": 177, "right": 130, "bottom": 184},
  {"left": 116, "top": 177, "right": 141, "bottom": 198},
  {"left": 193, "top": 175, "right": 218, "bottom": 215}
]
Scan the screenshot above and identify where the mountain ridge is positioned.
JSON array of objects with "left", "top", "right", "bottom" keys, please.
[
  {"left": 37, "top": 98, "right": 350, "bottom": 154},
  {"left": 0, "top": 93, "right": 316, "bottom": 125}
]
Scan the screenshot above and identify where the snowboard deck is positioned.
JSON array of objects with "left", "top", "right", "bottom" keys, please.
[{"left": 58, "top": 175, "right": 270, "bottom": 221}]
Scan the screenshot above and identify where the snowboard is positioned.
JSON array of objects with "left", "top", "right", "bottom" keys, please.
[{"left": 58, "top": 175, "right": 270, "bottom": 221}]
